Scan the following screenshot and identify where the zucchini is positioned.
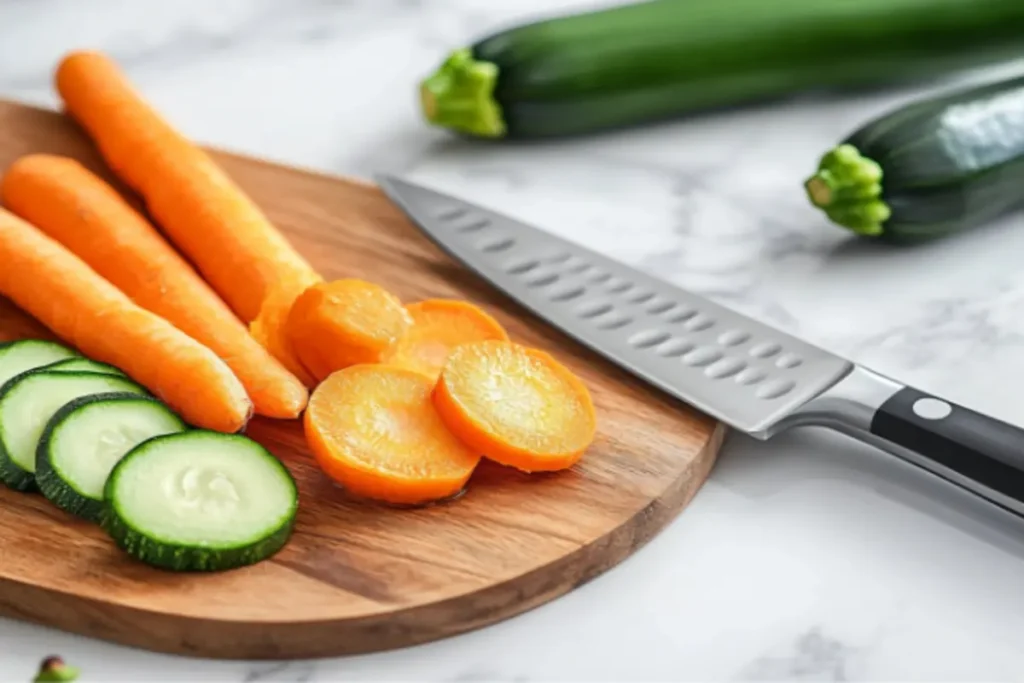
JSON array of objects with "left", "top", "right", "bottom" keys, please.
[
  {"left": 805, "top": 74, "right": 1024, "bottom": 242},
  {"left": 35, "top": 393, "right": 187, "bottom": 522},
  {"left": 45, "top": 357, "right": 126, "bottom": 377},
  {"left": 0, "top": 340, "right": 79, "bottom": 388},
  {"left": 0, "top": 371, "right": 147, "bottom": 491},
  {"left": 420, "top": 0, "right": 1024, "bottom": 139},
  {"left": 102, "top": 431, "right": 298, "bottom": 572}
]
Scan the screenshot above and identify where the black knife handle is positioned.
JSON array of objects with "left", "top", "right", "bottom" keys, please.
[{"left": 870, "top": 386, "right": 1024, "bottom": 511}]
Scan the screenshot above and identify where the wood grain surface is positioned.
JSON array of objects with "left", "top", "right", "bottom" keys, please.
[{"left": 0, "top": 99, "right": 725, "bottom": 659}]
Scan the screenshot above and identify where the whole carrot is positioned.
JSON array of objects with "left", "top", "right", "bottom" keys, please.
[
  {"left": 0, "top": 208, "right": 252, "bottom": 433},
  {"left": 55, "top": 50, "right": 318, "bottom": 323},
  {"left": 1, "top": 154, "right": 309, "bottom": 419}
]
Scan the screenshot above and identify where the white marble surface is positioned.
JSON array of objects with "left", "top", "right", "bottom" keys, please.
[{"left": 4, "top": 0, "right": 1024, "bottom": 680}]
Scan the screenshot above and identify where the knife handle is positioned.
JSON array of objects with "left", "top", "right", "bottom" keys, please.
[
  {"left": 868, "top": 386, "right": 1024, "bottom": 514},
  {"left": 785, "top": 367, "right": 1024, "bottom": 517}
]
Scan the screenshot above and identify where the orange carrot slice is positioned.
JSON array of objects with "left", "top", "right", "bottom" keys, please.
[
  {"left": 433, "top": 340, "right": 597, "bottom": 472},
  {"left": 0, "top": 208, "right": 251, "bottom": 432},
  {"left": 382, "top": 299, "right": 509, "bottom": 380},
  {"left": 250, "top": 271, "right": 323, "bottom": 390},
  {"left": 304, "top": 365, "right": 481, "bottom": 505},
  {"left": 286, "top": 279, "right": 412, "bottom": 383},
  {"left": 1, "top": 154, "right": 309, "bottom": 419},
  {"left": 55, "top": 50, "right": 318, "bottom": 323}
]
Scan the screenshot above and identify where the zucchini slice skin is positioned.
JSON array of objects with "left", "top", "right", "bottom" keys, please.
[
  {"left": 35, "top": 392, "right": 187, "bottom": 522},
  {"left": 420, "top": 0, "right": 1024, "bottom": 139},
  {"left": 44, "top": 357, "right": 126, "bottom": 377},
  {"left": 0, "top": 371, "right": 147, "bottom": 491},
  {"left": 102, "top": 431, "right": 298, "bottom": 572},
  {"left": 806, "top": 74, "right": 1024, "bottom": 242},
  {"left": 0, "top": 340, "right": 80, "bottom": 389}
]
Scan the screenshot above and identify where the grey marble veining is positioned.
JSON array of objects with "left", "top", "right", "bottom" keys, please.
[{"left": 4, "top": 0, "right": 1024, "bottom": 681}]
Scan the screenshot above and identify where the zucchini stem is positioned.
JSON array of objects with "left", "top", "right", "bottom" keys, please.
[
  {"left": 420, "top": 48, "right": 506, "bottom": 138},
  {"left": 805, "top": 144, "right": 891, "bottom": 237},
  {"left": 34, "top": 656, "right": 79, "bottom": 682}
]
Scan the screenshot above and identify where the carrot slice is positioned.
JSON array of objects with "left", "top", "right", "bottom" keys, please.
[
  {"left": 0, "top": 208, "right": 251, "bottom": 432},
  {"left": 250, "top": 271, "right": 323, "bottom": 389},
  {"left": 286, "top": 279, "right": 412, "bottom": 383},
  {"left": 304, "top": 365, "right": 481, "bottom": 505},
  {"left": 55, "top": 50, "right": 318, "bottom": 322},
  {"left": 382, "top": 299, "right": 509, "bottom": 380},
  {"left": 433, "top": 341, "right": 597, "bottom": 472},
  {"left": 1, "top": 154, "right": 309, "bottom": 419}
]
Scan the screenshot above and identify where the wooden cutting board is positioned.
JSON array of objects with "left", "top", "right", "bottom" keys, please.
[{"left": 0, "top": 99, "right": 724, "bottom": 659}]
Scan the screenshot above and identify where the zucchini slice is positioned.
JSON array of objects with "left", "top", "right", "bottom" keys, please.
[
  {"left": 44, "top": 357, "right": 126, "bottom": 377},
  {"left": 36, "top": 393, "right": 187, "bottom": 522},
  {"left": 0, "top": 371, "right": 147, "bottom": 491},
  {"left": 103, "top": 431, "right": 298, "bottom": 572},
  {"left": 0, "top": 340, "right": 79, "bottom": 389}
]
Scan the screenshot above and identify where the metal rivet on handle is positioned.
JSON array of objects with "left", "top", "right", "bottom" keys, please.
[{"left": 913, "top": 398, "right": 952, "bottom": 420}]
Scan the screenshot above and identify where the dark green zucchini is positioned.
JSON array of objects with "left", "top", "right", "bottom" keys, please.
[
  {"left": 805, "top": 74, "right": 1024, "bottom": 242},
  {"left": 420, "top": 0, "right": 1024, "bottom": 139}
]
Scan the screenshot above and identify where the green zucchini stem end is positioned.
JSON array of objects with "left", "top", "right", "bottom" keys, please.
[
  {"left": 420, "top": 48, "right": 506, "bottom": 138},
  {"left": 34, "top": 656, "right": 79, "bottom": 682},
  {"left": 804, "top": 144, "right": 891, "bottom": 237}
]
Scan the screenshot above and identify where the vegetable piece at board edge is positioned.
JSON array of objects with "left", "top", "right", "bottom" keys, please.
[
  {"left": 419, "top": 0, "right": 1024, "bottom": 139},
  {"left": 433, "top": 340, "right": 597, "bottom": 473},
  {"left": 0, "top": 371, "right": 148, "bottom": 491},
  {"left": 35, "top": 392, "right": 188, "bottom": 523},
  {"left": 0, "top": 339, "right": 79, "bottom": 387},
  {"left": 33, "top": 656, "right": 79, "bottom": 683},
  {"left": 102, "top": 431, "right": 298, "bottom": 572},
  {"left": 804, "top": 73, "right": 1024, "bottom": 242},
  {"left": 0, "top": 154, "right": 310, "bottom": 419},
  {"left": 0, "top": 208, "right": 252, "bottom": 433}
]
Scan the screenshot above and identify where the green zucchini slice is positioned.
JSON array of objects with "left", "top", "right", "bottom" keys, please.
[
  {"left": 103, "top": 431, "right": 298, "bottom": 572},
  {"left": 36, "top": 393, "right": 187, "bottom": 522}
]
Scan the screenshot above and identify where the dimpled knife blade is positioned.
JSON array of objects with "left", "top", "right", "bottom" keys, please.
[
  {"left": 378, "top": 174, "right": 1024, "bottom": 521},
  {"left": 377, "top": 174, "right": 852, "bottom": 437}
]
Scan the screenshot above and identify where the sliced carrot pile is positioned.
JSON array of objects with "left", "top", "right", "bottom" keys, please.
[
  {"left": 55, "top": 50, "right": 318, "bottom": 323},
  {"left": 250, "top": 271, "right": 323, "bottom": 389},
  {"left": 382, "top": 299, "right": 509, "bottom": 380},
  {"left": 1, "top": 153, "right": 310, "bottom": 419},
  {"left": 433, "top": 340, "right": 596, "bottom": 473},
  {"left": 0, "top": 208, "right": 252, "bottom": 433},
  {"left": 304, "top": 364, "right": 481, "bottom": 505},
  {"left": 286, "top": 279, "right": 412, "bottom": 383}
]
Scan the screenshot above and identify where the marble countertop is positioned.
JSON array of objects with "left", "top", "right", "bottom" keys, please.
[{"left": 4, "top": 0, "right": 1024, "bottom": 680}]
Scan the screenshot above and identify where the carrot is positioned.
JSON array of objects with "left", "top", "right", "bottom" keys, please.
[
  {"left": 54, "top": 50, "right": 317, "bottom": 323},
  {"left": 433, "top": 340, "right": 596, "bottom": 473},
  {"left": 1, "top": 154, "right": 309, "bottom": 419},
  {"left": 0, "top": 208, "right": 251, "bottom": 432},
  {"left": 304, "top": 364, "right": 481, "bottom": 505},
  {"left": 382, "top": 299, "right": 509, "bottom": 380},
  {"left": 286, "top": 279, "right": 412, "bottom": 383},
  {"left": 250, "top": 272, "right": 323, "bottom": 390}
]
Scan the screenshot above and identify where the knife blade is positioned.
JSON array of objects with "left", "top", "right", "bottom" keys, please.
[{"left": 378, "top": 174, "right": 1024, "bottom": 518}]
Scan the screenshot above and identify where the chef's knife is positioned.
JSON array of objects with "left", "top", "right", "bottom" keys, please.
[{"left": 378, "top": 174, "right": 1024, "bottom": 517}]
